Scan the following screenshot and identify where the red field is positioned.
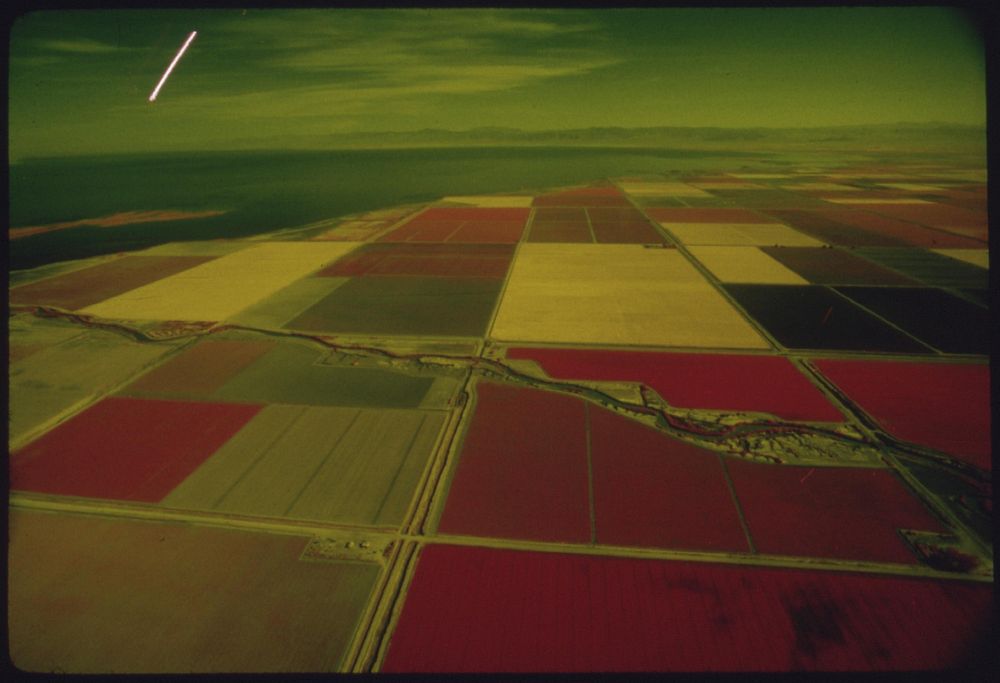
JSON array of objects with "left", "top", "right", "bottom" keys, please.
[
  {"left": 123, "top": 340, "right": 277, "bottom": 396},
  {"left": 448, "top": 220, "right": 527, "bottom": 243},
  {"left": 591, "top": 221, "right": 666, "bottom": 244},
  {"left": 507, "top": 348, "right": 844, "bottom": 422},
  {"left": 379, "top": 218, "right": 527, "bottom": 243},
  {"left": 437, "top": 382, "right": 591, "bottom": 543},
  {"left": 932, "top": 189, "right": 986, "bottom": 212},
  {"left": 761, "top": 210, "right": 908, "bottom": 247},
  {"left": 588, "top": 207, "right": 647, "bottom": 221},
  {"left": 379, "top": 220, "right": 462, "bottom": 242},
  {"left": 9, "top": 255, "right": 215, "bottom": 311},
  {"left": 644, "top": 208, "right": 770, "bottom": 223},
  {"left": 861, "top": 203, "right": 987, "bottom": 239},
  {"left": 527, "top": 222, "right": 593, "bottom": 242},
  {"left": 382, "top": 544, "right": 992, "bottom": 672},
  {"left": 590, "top": 406, "right": 749, "bottom": 552},
  {"left": 725, "top": 459, "right": 948, "bottom": 563},
  {"left": 533, "top": 192, "right": 632, "bottom": 207},
  {"left": 817, "top": 210, "right": 985, "bottom": 248},
  {"left": 415, "top": 207, "right": 531, "bottom": 222},
  {"left": 11, "top": 397, "right": 261, "bottom": 502},
  {"left": 812, "top": 359, "right": 991, "bottom": 469},
  {"left": 533, "top": 207, "right": 589, "bottom": 221},
  {"left": 318, "top": 243, "right": 514, "bottom": 278},
  {"left": 760, "top": 247, "right": 920, "bottom": 285}
]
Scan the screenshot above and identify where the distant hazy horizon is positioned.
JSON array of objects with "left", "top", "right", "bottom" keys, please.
[
  {"left": 9, "top": 121, "right": 987, "bottom": 165},
  {"left": 9, "top": 7, "right": 985, "bottom": 160}
]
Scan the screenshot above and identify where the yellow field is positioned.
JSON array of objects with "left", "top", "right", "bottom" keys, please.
[
  {"left": 657, "top": 222, "right": 824, "bottom": 247},
  {"left": 687, "top": 246, "right": 809, "bottom": 284},
  {"left": 162, "top": 405, "right": 445, "bottom": 527},
  {"left": 137, "top": 241, "right": 254, "bottom": 257},
  {"left": 931, "top": 248, "right": 989, "bottom": 269},
  {"left": 489, "top": 244, "right": 770, "bottom": 348},
  {"left": 80, "top": 242, "right": 361, "bottom": 322}
]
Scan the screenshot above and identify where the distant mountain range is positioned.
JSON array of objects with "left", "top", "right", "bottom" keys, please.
[{"left": 259, "top": 122, "right": 985, "bottom": 152}]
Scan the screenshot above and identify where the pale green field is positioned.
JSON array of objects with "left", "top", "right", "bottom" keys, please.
[{"left": 489, "top": 243, "right": 770, "bottom": 348}]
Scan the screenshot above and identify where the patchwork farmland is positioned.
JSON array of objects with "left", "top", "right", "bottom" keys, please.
[{"left": 8, "top": 163, "right": 991, "bottom": 673}]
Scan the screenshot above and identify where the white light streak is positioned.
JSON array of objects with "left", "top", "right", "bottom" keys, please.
[{"left": 148, "top": 31, "right": 198, "bottom": 102}]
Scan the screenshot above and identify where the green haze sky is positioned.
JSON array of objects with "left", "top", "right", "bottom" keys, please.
[{"left": 9, "top": 7, "right": 986, "bottom": 160}]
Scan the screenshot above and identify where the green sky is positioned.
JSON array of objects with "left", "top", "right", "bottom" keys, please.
[{"left": 9, "top": 7, "right": 986, "bottom": 159}]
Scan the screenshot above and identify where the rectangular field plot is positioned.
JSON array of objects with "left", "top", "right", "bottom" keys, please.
[
  {"left": 645, "top": 207, "right": 772, "bottom": 223},
  {"left": 590, "top": 406, "right": 749, "bottom": 552},
  {"left": 212, "top": 342, "right": 438, "bottom": 408},
  {"left": 726, "top": 458, "right": 947, "bottom": 563},
  {"left": 8, "top": 324, "right": 83, "bottom": 365},
  {"left": 163, "top": 405, "right": 445, "bottom": 526},
  {"left": 532, "top": 191, "right": 632, "bottom": 207},
  {"left": 379, "top": 220, "right": 527, "bottom": 243},
  {"left": 759, "top": 247, "right": 920, "bottom": 285},
  {"left": 9, "top": 327, "right": 181, "bottom": 446},
  {"left": 506, "top": 347, "right": 844, "bottom": 422},
  {"left": 629, "top": 195, "right": 690, "bottom": 207},
  {"left": 412, "top": 207, "right": 531, "bottom": 222},
  {"left": 658, "top": 222, "right": 824, "bottom": 247},
  {"left": 532, "top": 207, "right": 588, "bottom": 222},
  {"left": 812, "top": 359, "right": 990, "bottom": 469},
  {"left": 620, "top": 181, "right": 712, "bottom": 197},
  {"left": 705, "top": 189, "right": 831, "bottom": 208},
  {"left": 439, "top": 195, "right": 534, "bottom": 207},
  {"left": 228, "top": 277, "right": 350, "bottom": 329},
  {"left": 10, "top": 255, "right": 215, "bottom": 311},
  {"left": 383, "top": 544, "right": 992, "bottom": 672},
  {"left": 436, "top": 382, "right": 591, "bottom": 543},
  {"left": 722, "top": 284, "right": 933, "bottom": 353},
  {"left": 852, "top": 248, "right": 990, "bottom": 288},
  {"left": 11, "top": 397, "right": 261, "bottom": 502},
  {"left": 591, "top": 221, "right": 667, "bottom": 244},
  {"left": 120, "top": 339, "right": 277, "bottom": 399},
  {"left": 834, "top": 287, "right": 990, "bottom": 355},
  {"left": 80, "top": 242, "right": 362, "bottom": 322},
  {"left": 379, "top": 207, "right": 530, "bottom": 243},
  {"left": 491, "top": 244, "right": 770, "bottom": 349},
  {"left": 285, "top": 276, "right": 503, "bottom": 338},
  {"left": 687, "top": 246, "right": 808, "bottom": 284},
  {"left": 138, "top": 241, "right": 254, "bottom": 257},
  {"left": 318, "top": 243, "right": 514, "bottom": 278},
  {"left": 932, "top": 248, "right": 989, "bottom": 269},
  {"left": 813, "top": 210, "right": 984, "bottom": 248},
  {"left": 313, "top": 218, "right": 399, "bottom": 242},
  {"left": 760, "top": 210, "right": 911, "bottom": 247},
  {"left": 378, "top": 220, "right": 463, "bottom": 242},
  {"left": 448, "top": 220, "right": 527, "bottom": 243},
  {"left": 9, "top": 510, "right": 378, "bottom": 673},
  {"left": 857, "top": 203, "right": 987, "bottom": 239},
  {"left": 526, "top": 221, "right": 593, "bottom": 243}
]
